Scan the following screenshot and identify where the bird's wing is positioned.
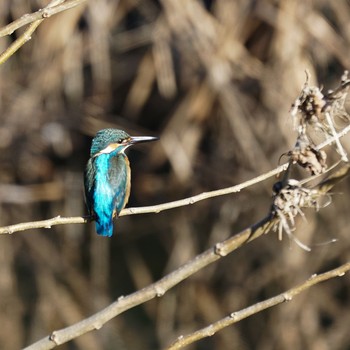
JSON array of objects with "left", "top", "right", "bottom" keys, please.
[
  {"left": 108, "top": 154, "right": 131, "bottom": 216},
  {"left": 84, "top": 158, "right": 96, "bottom": 216}
]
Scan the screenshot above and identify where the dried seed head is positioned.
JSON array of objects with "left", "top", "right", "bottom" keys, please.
[
  {"left": 289, "top": 134, "right": 327, "bottom": 175},
  {"left": 271, "top": 179, "right": 326, "bottom": 251},
  {"left": 291, "top": 85, "right": 326, "bottom": 133},
  {"left": 290, "top": 72, "right": 350, "bottom": 163}
]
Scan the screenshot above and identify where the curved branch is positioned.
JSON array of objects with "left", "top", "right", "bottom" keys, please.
[
  {"left": 23, "top": 215, "right": 274, "bottom": 350},
  {"left": 1, "top": 119, "right": 350, "bottom": 234},
  {"left": 18, "top": 162, "right": 350, "bottom": 349},
  {"left": 1, "top": 145, "right": 349, "bottom": 235},
  {"left": 0, "top": 164, "right": 287, "bottom": 234},
  {"left": 165, "top": 261, "right": 350, "bottom": 350},
  {"left": 1, "top": 155, "right": 349, "bottom": 235}
]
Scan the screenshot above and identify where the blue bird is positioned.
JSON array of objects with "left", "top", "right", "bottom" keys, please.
[{"left": 84, "top": 128, "right": 158, "bottom": 237}]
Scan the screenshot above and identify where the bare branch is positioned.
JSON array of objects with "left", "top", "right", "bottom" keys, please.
[
  {"left": 0, "top": 19, "right": 42, "bottom": 65},
  {"left": 165, "top": 261, "right": 350, "bottom": 350},
  {"left": 0, "top": 163, "right": 288, "bottom": 235},
  {"left": 19, "top": 160, "right": 350, "bottom": 349},
  {"left": 0, "top": 67, "right": 349, "bottom": 349},
  {"left": 0, "top": 0, "right": 87, "bottom": 38},
  {"left": 19, "top": 162, "right": 350, "bottom": 349},
  {"left": 0, "top": 0, "right": 87, "bottom": 65},
  {"left": 1, "top": 121, "right": 350, "bottom": 235},
  {"left": 0, "top": 216, "right": 89, "bottom": 234},
  {"left": 23, "top": 215, "right": 274, "bottom": 350}
]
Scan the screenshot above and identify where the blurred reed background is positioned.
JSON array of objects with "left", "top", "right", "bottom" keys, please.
[{"left": 1, "top": 1, "right": 350, "bottom": 349}]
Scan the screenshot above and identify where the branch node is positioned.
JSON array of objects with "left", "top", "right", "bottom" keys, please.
[
  {"left": 229, "top": 312, "right": 237, "bottom": 319},
  {"left": 41, "top": 10, "right": 51, "bottom": 18},
  {"left": 155, "top": 286, "right": 165, "bottom": 297},
  {"left": 214, "top": 242, "right": 227, "bottom": 256},
  {"left": 207, "top": 325, "right": 216, "bottom": 336},
  {"left": 283, "top": 293, "right": 293, "bottom": 301},
  {"left": 94, "top": 322, "right": 103, "bottom": 330},
  {"left": 49, "top": 331, "right": 59, "bottom": 345},
  {"left": 117, "top": 295, "right": 125, "bottom": 301},
  {"left": 338, "top": 272, "right": 346, "bottom": 277},
  {"left": 23, "top": 33, "right": 32, "bottom": 42}
]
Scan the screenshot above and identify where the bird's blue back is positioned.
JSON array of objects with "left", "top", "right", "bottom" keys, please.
[{"left": 84, "top": 150, "right": 130, "bottom": 237}]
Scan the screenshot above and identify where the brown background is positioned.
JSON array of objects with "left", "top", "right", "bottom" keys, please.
[{"left": 1, "top": 1, "right": 350, "bottom": 349}]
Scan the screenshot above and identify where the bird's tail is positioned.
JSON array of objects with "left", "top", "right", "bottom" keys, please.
[{"left": 95, "top": 218, "right": 114, "bottom": 237}]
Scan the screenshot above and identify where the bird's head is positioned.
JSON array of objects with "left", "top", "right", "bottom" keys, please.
[{"left": 90, "top": 128, "right": 158, "bottom": 157}]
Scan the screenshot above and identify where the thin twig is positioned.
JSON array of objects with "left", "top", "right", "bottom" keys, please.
[
  {"left": 316, "top": 123, "right": 350, "bottom": 151},
  {"left": 19, "top": 167, "right": 350, "bottom": 350},
  {"left": 0, "top": 216, "right": 89, "bottom": 234},
  {"left": 324, "top": 111, "right": 348, "bottom": 161},
  {"left": 2, "top": 121, "right": 350, "bottom": 235},
  {"left": 165, "top": 261, "right": 350, "bottom": 350},
  {"left": 0, "top": 0, "right": 87, "bottom": 37},
  {"left": 19, "top": 164, "right": 350, "bottom": 349},
  {"left": 23, "top": 215, "right": 274, "bottom": 350},
  {"left": 0, "top": 0, "right": 87, "bottom": 65},
  {"left": 0, "top": 20, "right": 42, "bottom": 65},
  {"left": 0, "top": 164, "right": 288, "bottom": 234}
]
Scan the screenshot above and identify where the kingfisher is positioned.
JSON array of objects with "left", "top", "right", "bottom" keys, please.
[{"left": 84, "top": 128, "right": 158, "bottom": 237}]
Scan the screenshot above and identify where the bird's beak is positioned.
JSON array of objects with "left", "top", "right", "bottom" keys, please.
[{"left": 129, "top": 135, "right": 159, "bottom": 145}]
